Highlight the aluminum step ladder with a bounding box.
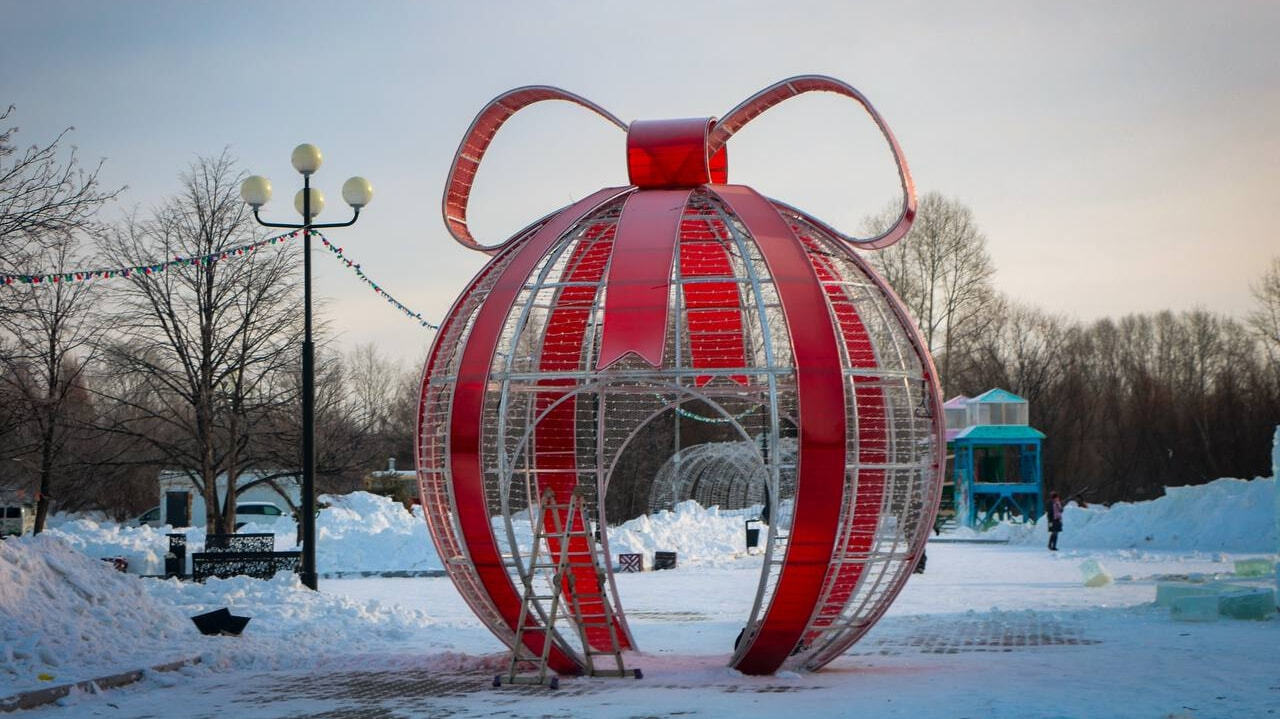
[495,489,638,689]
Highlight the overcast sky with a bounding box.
[4,1,1278,365]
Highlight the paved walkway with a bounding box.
[11,612,1099,718]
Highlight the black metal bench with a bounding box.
[190,533,300,582]
[204,533,275,553]
[192,551,301,581]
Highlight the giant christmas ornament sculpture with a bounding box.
[417,76,944,676]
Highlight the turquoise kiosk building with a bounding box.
[944,389,1045,528]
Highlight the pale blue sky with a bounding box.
[4,1,1278,363]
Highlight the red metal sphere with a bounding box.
[418,77,943,676]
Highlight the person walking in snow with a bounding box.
[1047,491,1064,551]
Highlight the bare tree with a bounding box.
[0,106,123,272]
[0,106,121,527]
[345,342,403,438]
[1248,257,1280,369]
[956,302,1071,408]
[0,234,103,531]
[865,192,998,394]
[309,345,415,491]
[100,151,303,534]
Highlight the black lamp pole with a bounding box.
[245,153,367,591]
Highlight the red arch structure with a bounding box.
[417,77,944,676]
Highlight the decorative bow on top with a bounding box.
[439,75,918,371]
[442,75,915,255]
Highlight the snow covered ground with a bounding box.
[2,475,1276,718]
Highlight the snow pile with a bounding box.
[1014,476,1276,552]
[0,534,193,691]
[607,500,754,567]
[39,519,201,576]
[0,533,435,694]
[939,521,1034,543]
[142,571,433,662]
[27,492,443,576]
[316,492,441,573]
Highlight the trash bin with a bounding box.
[744,519,762,550]
[166,533,187,578]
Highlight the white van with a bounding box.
[1,504,36,537]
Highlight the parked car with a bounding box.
[131,502,286,530]
[233,501,287,530]
[1,504,36,537]
[132,506,163,527]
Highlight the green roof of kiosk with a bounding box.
[953,425,1045,442]
[970,388,1026,404]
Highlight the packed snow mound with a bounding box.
[1012,476,1276,552]
[26,469,1276,582]
[142,571,433,656]
[0,534,193,691]
[25,492,445,575]
[38,518,208,576]
[607,500,756,567]
[0,533,435,694]
[316,492,442,573]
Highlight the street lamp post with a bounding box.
[240,144,372,591]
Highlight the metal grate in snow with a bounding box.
[849,614,1100,656]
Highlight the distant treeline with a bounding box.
[871,193,1280,505]
[945,307,1279,504]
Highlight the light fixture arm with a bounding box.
[310,209,361,229]
[252,207,361,230]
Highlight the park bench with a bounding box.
[191,533,301,582]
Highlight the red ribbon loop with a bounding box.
[442,77,914,254]
[711,75,917,250]
[441,86,628,254]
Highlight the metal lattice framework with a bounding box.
[648,439,797,516]
[417,76,944,677]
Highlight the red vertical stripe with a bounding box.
[534,221,633,651]
[679,211,748,386]
[447,188,631,674]
[711,185,848,676]
[795,230,887,646]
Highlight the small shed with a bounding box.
[157,470,301,528]
[363,457,419,508]
[949,389,1045,528]
[943,395,971,443]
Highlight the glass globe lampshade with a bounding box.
[294,188,325,219]
[240,175,272,208]
[291,143,323,175]
[341,176,374,208]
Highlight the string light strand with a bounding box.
[315,232,439,330]
[1,228,439,333]
[0,230,302,286]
